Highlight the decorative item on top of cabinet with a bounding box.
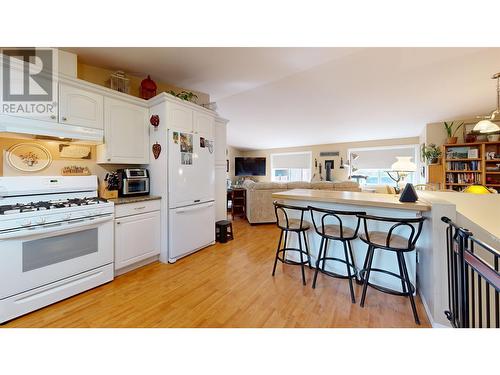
[152,142,162,159]
[140,75,157,100]
[150,114,160,128]
[168,90,198,103]
[110,71,130,94]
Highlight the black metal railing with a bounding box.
[442,217,500,328]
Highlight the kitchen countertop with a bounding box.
[107,195,162,205]
[272,189,431,211]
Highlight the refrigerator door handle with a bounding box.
[175,202,214,214]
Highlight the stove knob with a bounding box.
[20,219,32,227]
[36,218,46,225]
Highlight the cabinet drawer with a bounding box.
[114,199,161,218]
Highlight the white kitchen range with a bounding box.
[0,176,114,324]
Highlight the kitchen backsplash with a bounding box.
[0,136,131,182]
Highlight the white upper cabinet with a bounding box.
[97,97,149,164]
[194,112,215,138]
[167,102,193,132]
[59,83,103,129]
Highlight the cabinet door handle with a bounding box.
[50,115,56,120]
[134,206,146,210]
[116,222,121,225]
[62,116,67,121]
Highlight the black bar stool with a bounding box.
[309,206,365,303]
[357,214,425,324]
[272,201,312,286]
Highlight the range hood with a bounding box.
[0,114,103,143]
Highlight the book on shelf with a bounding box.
[445,160,481,171]
[445,172,482,184]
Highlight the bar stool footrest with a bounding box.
[277,248,310,266]
[359,268,415,296]
[317,256,357,279]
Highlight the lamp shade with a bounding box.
[391,156,416,172]
[463,185,492,194]
[473,119,500,134]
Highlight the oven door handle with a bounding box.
[0,215,113,240]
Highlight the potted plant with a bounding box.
[443,121,464,144]
[168,90,198,103]
[422,143,442,164]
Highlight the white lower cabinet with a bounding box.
[114,201,161,273]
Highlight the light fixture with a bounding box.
[473,72,500,134]
[386,156,417,192]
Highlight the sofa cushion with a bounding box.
[250,182,288,190]
[310,181,335,190]
[286,181,311,189]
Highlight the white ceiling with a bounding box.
[66,47,500,150]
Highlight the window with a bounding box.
[348,145,420,186]
[271,152,312,182]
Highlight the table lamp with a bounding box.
[386,156,417,193]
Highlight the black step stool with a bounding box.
[216,220,234,243]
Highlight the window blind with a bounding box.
[353,147,416,170]
[271,152,311,169]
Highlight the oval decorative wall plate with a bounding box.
[6,143,53,172]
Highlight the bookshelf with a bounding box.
[442,141,500,192]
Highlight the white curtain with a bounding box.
[353,147,416,170]
[271,152,311,169]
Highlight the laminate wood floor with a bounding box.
[3,217,430,328]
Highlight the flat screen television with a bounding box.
[235,157,266,176]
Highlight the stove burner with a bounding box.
[0,197,107,215]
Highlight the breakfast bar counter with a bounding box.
[272,188,498,327]
[272,188,437,325]
[272,189,431,212]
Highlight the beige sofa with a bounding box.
[242,180,361,224]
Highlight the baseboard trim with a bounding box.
[418,291,449,328]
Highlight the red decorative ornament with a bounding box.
[140,75,157,100]
[150,114,160,128]
[152,142,162,159]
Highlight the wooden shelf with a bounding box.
[486,184,500,187]
[445,158,481,161]
[444,142,483,147]
[446,183,472,186]
[485,159,500,162]
[486,171,500,174]
[445,170,481,173]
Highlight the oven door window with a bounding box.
[22,228,98,272]
[127,180,147,193]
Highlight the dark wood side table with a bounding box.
[230,188,246,218]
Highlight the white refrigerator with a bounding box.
[167,129,215,262]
